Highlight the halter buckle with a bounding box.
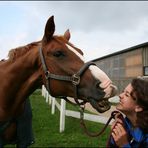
[45,71,50,79]
[72,74,80,85]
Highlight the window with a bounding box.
[144,66,148,76]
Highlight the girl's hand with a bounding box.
[111,119,129,147]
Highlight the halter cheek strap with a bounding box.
[38,47,97,105]
[38,47,50,93]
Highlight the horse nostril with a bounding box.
[111,85,118,96]
[96,81,101,89]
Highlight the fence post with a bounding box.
[48,94,52,105]
[42,85,45,97]
[45,91,49,103]
[60,99,66,133]
[51,97,55,114]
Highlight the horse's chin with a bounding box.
[88,98,111,113]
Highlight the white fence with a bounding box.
[41,85,113,133]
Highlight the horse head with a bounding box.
[39,16,117,113]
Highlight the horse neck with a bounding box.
[0,48,42,119]
[11,48,41,90]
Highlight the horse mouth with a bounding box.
[88,98,111,113]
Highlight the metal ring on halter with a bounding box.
[45,71,50,80]
[72,74,80,85]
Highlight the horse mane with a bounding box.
[7,36,67,62]
[8,35,83,62]
[8,41,41,61]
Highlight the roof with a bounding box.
[92,42,148,62]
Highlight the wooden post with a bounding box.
[51,97,56,114]
[45,91,49,103]
[48,94,52,105]
[60,99,66,133]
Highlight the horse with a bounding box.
[0,16,117,145]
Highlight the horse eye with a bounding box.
[53,51,65,57]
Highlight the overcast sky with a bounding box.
[1,1,148,61]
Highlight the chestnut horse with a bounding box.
[0,16,117,144]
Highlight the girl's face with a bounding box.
[116,83,140,115]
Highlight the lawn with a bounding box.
[6,90,111,147]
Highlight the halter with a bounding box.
[38,47,118,140]
[38,47,97,105]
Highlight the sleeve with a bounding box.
[107,136,118,148]
[122,143,131,148]
[141,135,148,147]
[108,138,131,148]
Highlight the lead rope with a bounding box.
[106,111,124,147]
[80,109,123,139]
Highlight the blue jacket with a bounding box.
[109,117,148,147]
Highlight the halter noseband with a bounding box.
[38,47,96,105]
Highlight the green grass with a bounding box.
[6,90,111,147]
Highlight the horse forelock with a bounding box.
[8,41,41,61]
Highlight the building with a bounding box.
[92,42,148,93]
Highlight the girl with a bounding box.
[108,77,148,147]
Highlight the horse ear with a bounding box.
[64,29,71,41]
[42,16,55,44]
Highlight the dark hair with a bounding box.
[131,78,148,133]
